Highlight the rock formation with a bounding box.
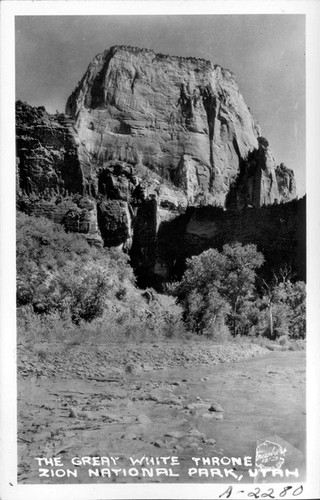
[276,162,297,203]
[16,101,102,246]
[66,45,260,207]
[16,46,300,285]
[65,46,295,208]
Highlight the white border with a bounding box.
[1,1,319,499]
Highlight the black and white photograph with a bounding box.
[0,1,319,499]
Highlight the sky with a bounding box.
[15,15,306,196]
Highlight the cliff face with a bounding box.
[16,101,102,246]
[157,197,306,286]
[16,101,83,195]
[16,46,300,285]
[16,99,187,251]
[66,45,269,207]
[226,137,296,209]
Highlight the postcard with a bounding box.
[1,1,319,499]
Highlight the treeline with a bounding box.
[17,213,305,343]
[168,243,306,341]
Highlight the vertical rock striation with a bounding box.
[66,45,264,207]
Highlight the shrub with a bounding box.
[258,279,306,340]
[17,306,74,342]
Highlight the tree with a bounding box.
[169,243,264,337]
[259,273,306,340]
[219,243,264,335]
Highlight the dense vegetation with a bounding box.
[17,212,306,344]
[17,212,184,342]
[17,212,135,321]
[169,243,306,342]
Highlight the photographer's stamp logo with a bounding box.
[255,440,287,471]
